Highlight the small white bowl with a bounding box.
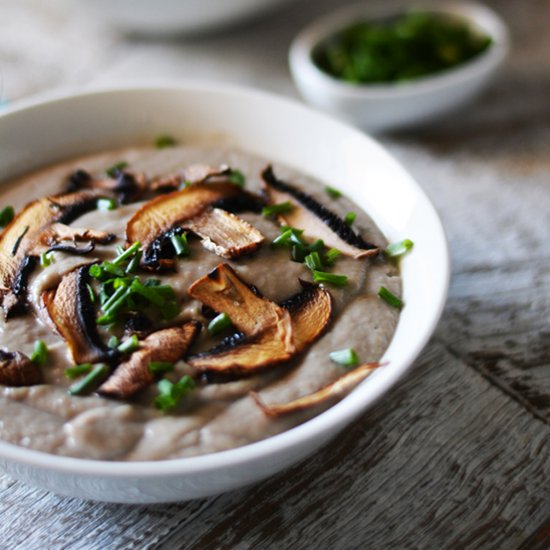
[85,0,296,35]
[289,1,509,132]
[0,84,449,502]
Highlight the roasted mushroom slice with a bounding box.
[149,165,232,193]
[99,322,201,399]
[43,266,116,365]
[251,362,381,416]
[187,273,332,376]
[126,182,265,268]
[188,263,289,336]
[262,165,379,259]
[67,168,146,203]
[0,190,103,317]
[0,349,43,386]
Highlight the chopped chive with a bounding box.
[154,375,195,411]
[107,335,120,349]
[115,245,125,255]
[40,252,54,268]
[106,161,128,178]
[378,286,404,309]
[112,241,141,266]
[305,251,323,270]
[101,285,128,313]
[291,243,308,263]
[170,233,189,257]
[161,301,181,320]
[65,363,93,380]
[118,334,139,354]
[227,169,246,187]
[89,264,104,279]
[130,279,165,306]
[155,134,177,149]
[329,348,359,368]
[309,239,325,253]
[30,340,48,366]
[97,198,118,211]
[289,229,307,245]
[312,270,348,287]
[324,248,342,266]
[325,186,342,199]
[149,361,174,374]
[272,228,293,247]
[125,250,142,274]
[0,206,14,228]
[68,363,110,395]
[384,239,414,258]
[208,312,232,335]
[262,201,294,217]
[344,212,357,226]
[86,283,96,303]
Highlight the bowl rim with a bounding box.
[289,0,510,99]
[0,83,450,478]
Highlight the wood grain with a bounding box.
[0,0,549,547]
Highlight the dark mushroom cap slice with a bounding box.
[67,168,146,203]
[262,165,379,259]
[187,268,332,376]
[0,349,42,386]
[43,266,116,365]
[149,165,232,193]
[251,362,381,417]
[0,190,104,317]
[125,182,265,268]
[99,321,201,400]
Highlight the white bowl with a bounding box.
[0,84,449,503]
[85,0,296,35]
[289,1,509,132]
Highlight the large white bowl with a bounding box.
[0,85,449,503]
[290,1,509,132]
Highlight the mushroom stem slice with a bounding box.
[41,223,116,247]
[251,362,381,417]
[0,190,103,317]
[0,349,43,386]
[126,182,265,268]
[98,321,201,399]
[261,165,379,259]
[185,208,264,259]
[43,266,116,365]
[188,263,286,336]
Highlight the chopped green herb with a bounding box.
[118,334,139,354]
[97,198,118,211]
[155,134,177,149]
[313,11,492,84]
[30,340,48,366]
[107,335,120,349]
[324,248,342,266]
[262,201,294,217]
[344,212,356,226]
[329,348,359,368]
[378,286,404,309]
[0,206,15,228]
[384,239,414,258]
[170,233,189,258]
[86,283,96,303]
[125,250,142,274]
[154,375,195,411]
[208,312,232,335]
[68,363,110,395]
[112,241,141,266]
[309,239,325,253]
[149,361,174,374]
[272,228,293,247]
[305,251,323,270]
[325,186,342,199]
[40,252,54,268]
[227,169,246,187]
[291,243,308,263]
[106,161,128,178]
[65,363,94,379]
[312,270,348,287]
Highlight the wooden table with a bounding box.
[1,0,548,547]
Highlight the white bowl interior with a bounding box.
[0,86,449,502]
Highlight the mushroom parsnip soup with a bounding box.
[0,144,406,461]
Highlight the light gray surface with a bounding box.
[1,0,549,548]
